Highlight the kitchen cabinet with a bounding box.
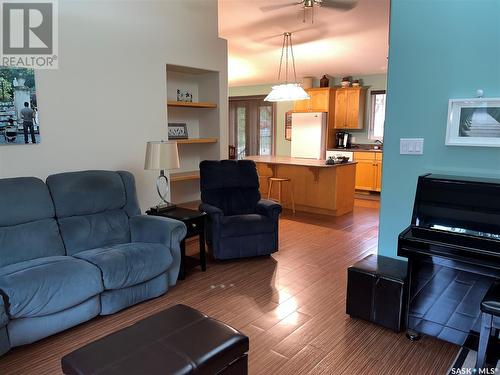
[353,151,382,192]
[293,87,333,112]
[333,87,367,130]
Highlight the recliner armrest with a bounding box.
[256,199,282,219]
[199,203,224,221]
[129,215,187,286]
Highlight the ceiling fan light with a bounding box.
[264,83,310,102]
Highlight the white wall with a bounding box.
[0,0,228,210]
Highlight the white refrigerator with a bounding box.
[291,112,327,159]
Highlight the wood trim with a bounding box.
[167,101,217,108]
[175,138,218,144]
[170,170,200,182]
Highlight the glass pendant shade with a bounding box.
[264,83,310,102]
[265,32,309,103]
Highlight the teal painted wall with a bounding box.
[229,73,386,155]
[378,0,500,257]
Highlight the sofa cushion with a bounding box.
[58,210,131,255]
[0,256,103,319]
[46,170,127,218]
[0,218,66,268]
[0,177,55,227]
[73,243,173,290]
[220,214,275,238]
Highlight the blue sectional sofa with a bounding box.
[0,171,186,355]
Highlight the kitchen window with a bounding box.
[368,90,386,140]
[229,96,275,159]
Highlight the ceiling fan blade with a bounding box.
[316,0,357,10]
[260,2,301,12]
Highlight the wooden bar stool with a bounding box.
[476,281,500,369]
[267,177,295,213]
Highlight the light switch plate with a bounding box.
[400,138,424,155]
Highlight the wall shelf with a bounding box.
[170,170,200,182]
[167,101,217,109]
[175,138,218,144]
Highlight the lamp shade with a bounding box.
[144,141,180,170]
[264,83,310,102]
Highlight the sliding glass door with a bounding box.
[229,96,275,159]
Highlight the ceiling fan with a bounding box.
[260,0,357,22]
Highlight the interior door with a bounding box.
[334,90,347,128]
[229,96,275,158]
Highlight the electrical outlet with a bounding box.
[400,138,424,155]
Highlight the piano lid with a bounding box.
[412,174,500,239]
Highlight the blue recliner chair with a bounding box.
[199,160,282,260]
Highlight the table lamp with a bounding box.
[144,140,180,212]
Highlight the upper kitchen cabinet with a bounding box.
[293,87,334,112]
[333,87,367,130]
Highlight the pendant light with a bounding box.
[265,32,310,102]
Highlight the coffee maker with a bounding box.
[335,131,352,148]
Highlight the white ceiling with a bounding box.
[218,0,390,86]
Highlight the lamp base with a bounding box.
[150,202,177,213]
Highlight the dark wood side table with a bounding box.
[146,207,206,280]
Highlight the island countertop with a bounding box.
[246,155,357,216]
[245,155,356,168]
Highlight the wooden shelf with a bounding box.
[174,138,218,144]
[167,101,217,108]
[170,170,200,182]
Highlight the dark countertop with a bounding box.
[328,146,383,153]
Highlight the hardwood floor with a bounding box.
[0,201,458,374]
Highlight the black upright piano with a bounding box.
[398,174,500,347]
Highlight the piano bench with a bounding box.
[346,254,408,332]
[476,281,500,369]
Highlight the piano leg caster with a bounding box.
[406,330,421,342]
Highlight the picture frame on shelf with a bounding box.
[176,89,193,102]
[168,123,188,140]
[446,98,500,147]
[285,110,292,141]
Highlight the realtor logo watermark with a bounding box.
[0,0,58,69]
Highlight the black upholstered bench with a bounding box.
[346,254,408,332]
[61,304,249,375]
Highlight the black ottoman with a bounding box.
[346,254,408,332]
[62,304,249,375]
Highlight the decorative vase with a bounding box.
[320,75,329,88]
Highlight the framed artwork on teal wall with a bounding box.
[446,98,500,147]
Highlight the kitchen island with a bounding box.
[246,156,357,216]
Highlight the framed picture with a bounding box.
[284,110,292,141]
[0,67,40,145]
[446,98,500,147]
[168,123,188,140]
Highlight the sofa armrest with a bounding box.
[199,203,224,221]
[129,215,187,286]
[256,199,282,220]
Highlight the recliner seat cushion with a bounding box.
[57,210,131,255]
[73,243,173,290]
[0,256,103,319]
[220,214,274,238]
